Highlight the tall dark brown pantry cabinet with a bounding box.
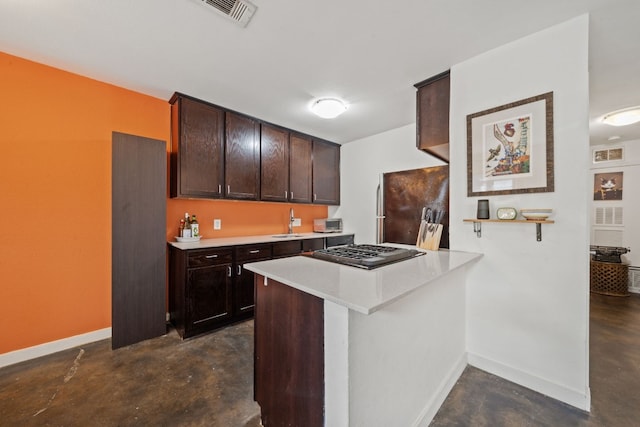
[112,132,166,350]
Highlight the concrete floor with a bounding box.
[0,320,261,426]
[1,293,638,426]
[432,293,640,426]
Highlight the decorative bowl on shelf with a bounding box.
[520,208,552,221]
[175,235,202,242]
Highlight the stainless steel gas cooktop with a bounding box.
[311,244,425,269]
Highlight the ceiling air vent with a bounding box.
[197,0,257,27]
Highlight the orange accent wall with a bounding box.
[0,51,328,355]
[0,51,170,354]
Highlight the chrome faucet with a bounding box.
[288,208,294,234]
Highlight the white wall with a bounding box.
[450,15,590,409]
[338,15,591,411]
[332,124,444,243]
[324,266,469,427]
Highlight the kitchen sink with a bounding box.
[272,234,304,238]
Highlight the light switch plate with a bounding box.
[214,219,221,230]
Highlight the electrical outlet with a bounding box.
[214,219,221,230]
[292,218,301,227]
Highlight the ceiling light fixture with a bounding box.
[602,106,640,126]
[311,98,348,119]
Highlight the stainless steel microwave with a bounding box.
[313,218,343,233]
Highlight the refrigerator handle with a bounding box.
[375,175,385,244]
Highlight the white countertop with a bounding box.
[167,231,354,250]
[244,246,482,315]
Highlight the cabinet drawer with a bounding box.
[272,240,303,258]
[326,234,354,248]
[236,244,272,262]
[188,248,233,268]
[302,238,324,252]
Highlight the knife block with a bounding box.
[416,222,443,251]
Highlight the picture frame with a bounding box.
[467,92,554,197]
[593,147,624,163]
[593,171,623,201]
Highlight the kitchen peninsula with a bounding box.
[245,246,482,427]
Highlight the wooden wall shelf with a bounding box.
[463,219,555,242]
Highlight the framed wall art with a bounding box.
[467,92,554,197]
[593,147,624,163]
[593,171,623,201]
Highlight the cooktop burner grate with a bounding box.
[311,244,425,269]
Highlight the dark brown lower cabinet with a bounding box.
[326,233,354,247]
[169,247,233,339]
[234,244,272,318]
[254,275,324,427]
[169,236,351,339]
[272,239,303,258]
[302,238,325,252]
[188,263,233,328]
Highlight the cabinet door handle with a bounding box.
[249,249,260,254]
[227,185,231,194]
[290,191,293,199]
[205,254,218,259]
[237,265,242,275]
[227,266,232,277]
[285,191,288,198]
[314,193,317,201]
[218,184,222,194]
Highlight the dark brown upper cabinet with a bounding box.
[261,127,318,204]
[415,70,450,163]
[170,94,225,198]
[225,111,260,200]
[260,123,290,202]
[169,93,340,205]
[289,134,313,204]
[312,139,340,205]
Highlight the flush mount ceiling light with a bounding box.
[602,106,640,126]
[311,98,348,119]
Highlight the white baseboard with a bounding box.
[0,328,112,369]
[468,352,591,411]
[412,353,468,426]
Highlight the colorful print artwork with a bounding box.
[467,92,553,197]
[483,115,532,179]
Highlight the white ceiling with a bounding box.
[1,0,639,146]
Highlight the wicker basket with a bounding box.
[590,260,629,297]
